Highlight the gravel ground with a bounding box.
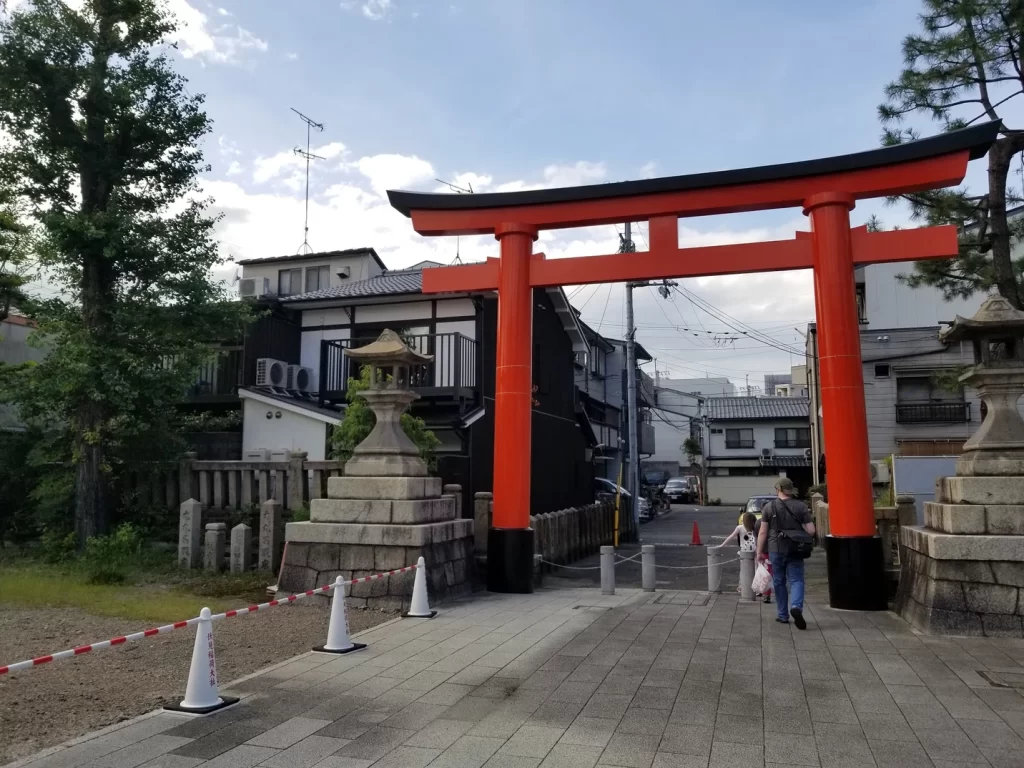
[0,602,397,764]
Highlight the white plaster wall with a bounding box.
[862,262,985,330]
[708,475,781,506]
[300,327,351,381]
[302,308,351,328]
[242,397,329,461]
[356,301,432,324]
[436,298,476,318]
[241,253,384,295]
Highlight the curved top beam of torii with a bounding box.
[385,121,1000,293]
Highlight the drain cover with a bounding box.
[979,670,1024,689]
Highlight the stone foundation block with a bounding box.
[374,546,408,571]
[956,454,1024,477]
[327,476,443,501]
[963,583,1019,614]
[901,525,1024,561]
[311,498,392,524]
[925,502,987,534]
[992,561,1024,587]
[939,475,1024,506]
[307,542,340,572]
[339,545,375,571]
[391,498,457,524]
[981,614,1024,636]
[984,505,1024,535]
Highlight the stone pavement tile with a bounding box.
[246,717,331,749]
[370,746,442,768]
[444,696,503,723]
[484,756,543,768]
[522,669,575,691]
[980,746,1024,768]
[716,693,761,719]
[568,665,615,684]
[302,695,373,721]
[681,664,724,683]
[345,677,404,699]
[615,708,668,736]
[975,687,1024,712]
[169,724,267,760]
[370,688,426,714]
[136,756,204,768]
[550,681,602,704]
[581,695,635,721]
[427,735,506,768]
[867,655,924,687]
[598,732,660,768]
[658,725,713,756]
[541,655,587,673]
[450,666,499,686]
[866,739,933,768]
[956,717,1024,751]
[404,719,475,750]
[319,711,391,740]
[597,675,644,697]
[806,697,859,725]
[467,709,532,739]
[499,725,566,758]
[260,736,349,768]
[763,706,814,736]
[630,686,678,711]
[200,745,279,768]
[86,736,194,768]
[898,703,957,732]
[997,708,1024,740]
[642,670,687,690]
[538,744,604,768]
[811,722,873,766]
[676,679,721,704]
[419,684,475,706]
[650,753,709,768]
[334,728,418,761]
[377,661,434,681]
[936,692,1003,721]
[713,714,762,746]
[475,678,525,699]
[162,708,249,740]
[763,732,819,766]
[668,701,717,728]
[528,698,588,729]
[856,712,916,743]
[400,670,458,692]
[763,688,807,709]
[910,727,986,765]
[707,741,762,768]
[383,703,452,731]
[560,717,619,748]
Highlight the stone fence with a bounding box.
[531,499,617,569]
[125,452,346,516]
[810,492,917,590]
[177,497,286,575]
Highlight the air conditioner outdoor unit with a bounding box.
[244,449,269,461]
[761,448,772,458]
[270,449,292,462]
[238,277,271,298]
[804,448,813,459]
[256,358,289,388]
[869,461,891,484]
[287,364,315,393]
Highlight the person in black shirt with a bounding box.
[755,477,815,629]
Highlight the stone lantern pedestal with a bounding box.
[896,296,1024,636]
[279,330,474,610]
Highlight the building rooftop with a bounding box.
[235,247,387,272]
[707,395,810,421]
[284,268,424,301]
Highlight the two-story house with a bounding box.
[702,395,812,504]
[645,376,736,479]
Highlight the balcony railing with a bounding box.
[320,332,478,406]
[775,439,811,449]
[186,347,243,400]
[895,401,971,424]
[725,440,755,449]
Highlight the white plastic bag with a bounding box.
[752,562,772,594]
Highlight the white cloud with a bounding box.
[226,161,243,176]
[354,154,435,197]
[360,0,393,21]
[286,52,300,61]
[639,162,657,179]
[167,0,268,65]
[542,161,607,187]
[253,142,348,187]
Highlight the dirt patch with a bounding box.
[0,601,397,764]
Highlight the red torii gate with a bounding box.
[388,122,999,610]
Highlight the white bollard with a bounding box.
[600,546,615,595]
[707,546,724,594]
[315,577,366,654]
[641,545,655,592]
[165,607,238,715]
[739,550,756,600]
[403,557,437,618]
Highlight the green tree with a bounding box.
[0,0,249,546]
[0,192,32,323]
[331,367,440,472]
[879,0,1024,307]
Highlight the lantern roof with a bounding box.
[941,294,1024,342]
[344,329,433,365]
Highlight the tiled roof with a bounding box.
[706,396,809,421]
[760,455,810,468]
[286,269,423,301]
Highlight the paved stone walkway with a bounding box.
[7,587,1024,768]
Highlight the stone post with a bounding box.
[177,498,202,569]
[178,452,197,508]
[259,499,283,572]
[204,522,227,572]
[288,451,308,512]
[444,484,463,519]
[474,492,492,555]
[231,523,252,573]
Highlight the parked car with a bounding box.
[642,470,670,490]
[664,477,691,504]
[738,494,777,524]
[638,496,653,522]
[594,477,630,499]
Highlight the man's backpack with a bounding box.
[771,499,814,559]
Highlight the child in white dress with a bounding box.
[721,512,771,602]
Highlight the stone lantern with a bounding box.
[896,294,1024,637]
[939,294,1024,477]
[342,329,432,478]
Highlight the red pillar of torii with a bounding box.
[388,122,999,610]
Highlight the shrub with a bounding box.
[40,528,77,564]
[82,523,144,584]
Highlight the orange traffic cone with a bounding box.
[691,521,702,546]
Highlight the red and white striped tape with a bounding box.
[0,563,419,676]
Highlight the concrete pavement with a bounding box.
[9,579,1024,768]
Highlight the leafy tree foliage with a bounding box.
[879,0,1024,307]
[0,0,249,545]
[331,367,440,472]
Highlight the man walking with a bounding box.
[756,477,815,629]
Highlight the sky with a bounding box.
[7,0,1015,390]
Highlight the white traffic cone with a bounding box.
[314,577,366,654]
[165,607,238,715]
[403,557,437,618]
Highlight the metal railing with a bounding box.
[186,348,243,398]
[895,401,971,424]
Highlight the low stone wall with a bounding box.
[531,499,617,569]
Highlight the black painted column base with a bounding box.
[487,527,535,593]
[825,535,888,611]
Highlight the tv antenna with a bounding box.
[435,178,474,265]
[291,107,325,254]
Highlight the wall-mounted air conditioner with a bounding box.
[869,461,891,484]
[287,365,315,393]
[270,449,292,462]
[238,277,271,298]
[761,448,773,458]
[256,358,289,388]
[804,448,813,459]
[244,449,269,461]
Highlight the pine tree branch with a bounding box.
[965,12,1000,121]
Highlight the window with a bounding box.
[710,428,723,434]
[305,265,330,293]
[856,284,867,324]
[590,345,604,376]
[278,268,301,296]
[775,427,810,449]
[874,364,890,378]
[725,428,754,449]
[895,373,970,423]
